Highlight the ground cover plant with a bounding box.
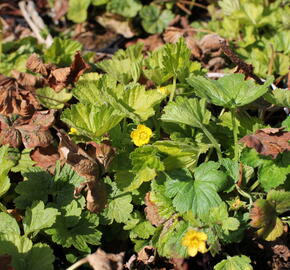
[0,1,289,270]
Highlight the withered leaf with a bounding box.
[58,130,107,213]
[26,52,90,92]
[0,110,55,148]
[11,70,44,89]
[137,246,156,265]
[85,141,115,172]
[26,53,54,77]
[240,128,290,159]
[144,192,165,227]
[86,249,124,270]
[0,74,40,117]
[30,145,60,173]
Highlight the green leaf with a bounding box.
[11,148,36,173]
[165,163,226,219]
[45,211,101,253]
[107,0,142,18]
[241,149,290,191]
[44,38,82,66]
[26,243,54,270]
[14,167,53,209]
[267,190,290,214]
[61,103,124,140]
[129,220,155,239]
[106,194,134,223]
[161,97,211,129]
[23,201,59,236]
[0,145,16,197]
[187,74,273,108]
[154,140,203,170]
[0,212,20,235]
[36,87,72,109]
[214,255,253,270]
[264,88,290,107]
[140,5,174,34]
[0,233,54,270]
[124,146,165,191]
[67,0,91,23]
[282,116,290,131]
[150,178,175,219]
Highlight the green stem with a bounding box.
[200,124,222,160]
[169,76,177,102]
[230,109,239,160]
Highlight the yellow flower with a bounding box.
[182,229,208,257]
[130,124,153,147]
[157,86,170,95]
[68,127,78,135]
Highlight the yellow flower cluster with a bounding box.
[130,124,153,147]
[182,229,208,257]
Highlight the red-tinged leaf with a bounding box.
[68,51,90,83]
[144,192,165,226]
[240,128,290,159]
[0,254,14,270]
[30,145,60,173]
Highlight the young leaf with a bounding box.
[161,97,211,129]
[23,201,59,236]
[124,146,165,191]
[44,38,82,66]
[263,88,290,107]
[67,0,91,23]
[36,87,72,109]
[61,103,124,140]
[214,255,253,270]
[187,74,273,108]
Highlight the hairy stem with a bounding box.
[230,108,239,160]
[200,125,222,160]
[169,76,177,102]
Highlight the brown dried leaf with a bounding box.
[86,249,124,270]
[239,128,290,159]
[185,36,202,59]
[0,116,22,147]
[30,145,60,173]
[272,244,290,261]
[144,192,165,226]
[11,70,44,89]
[0,255,14,270]
[69,51,91,83]
[199,34,224,55]
[164,27,185,44]
[54,0,69,21]
[96,13,136,38]
[48,67,71,92]
[126,34,164,52]
[26,54,53,77]
[57,130,107,213]
[17,110,55,148]
[137,246,156,265]
[0,74,40,117]
[85,141,115,172]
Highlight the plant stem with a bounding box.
[66,257,88,270]
[230,108,239,160]
[169,76,177,102]
[200,125,222,160]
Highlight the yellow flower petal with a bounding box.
[188,247,198,257]
[198,241,207,253]
[69,127,78,135]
